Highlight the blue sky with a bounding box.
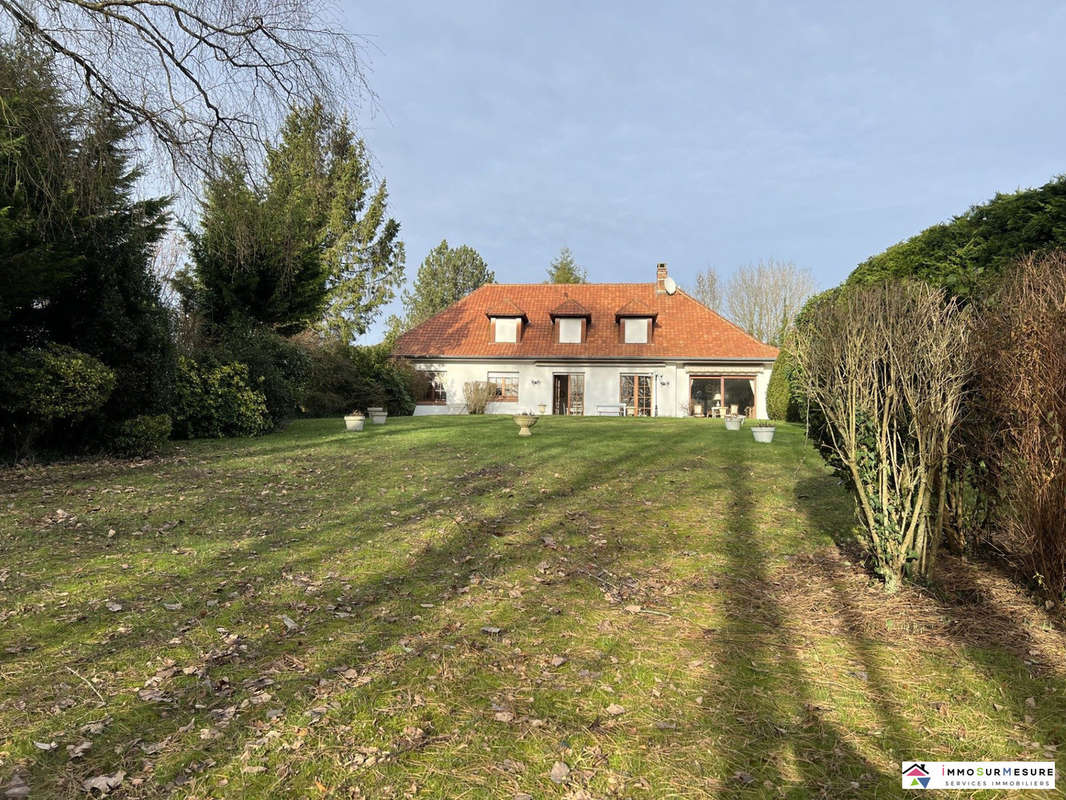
[344,1,1065,341]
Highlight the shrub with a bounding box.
[299,341,415,417]
[210,325,311,425]
[974,251,1066,599]
[111,414,172,457]
[0,344,116,458]
[171,357,271,438]
[464,381,496,414]
[766,349,803,422]
[789,281,972,591]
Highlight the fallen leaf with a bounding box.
[481,626,503,635]
[2,773,30,798]
[280,615,298,632]
[162,602,182,611]
[105,602,123,612]
[82,770,124,795]
[494,711,514,723]
[33,741,57,751]
[549,761,570,784]
[1025,696,1037,708]
[67,740,92,759]
[550,655,567,667]
[606,703,625,716]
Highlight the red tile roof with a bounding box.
[549,297,592,318]
[392,283,779,360]
[482,297,527,319]
[614,298,657,320]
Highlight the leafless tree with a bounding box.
[0,0,369,186]
[688,266,722,313]
[789,282,971,591]
[725,259,816,346]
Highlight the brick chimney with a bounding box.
[655,262,668,294]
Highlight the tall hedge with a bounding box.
[848,175,1066,301]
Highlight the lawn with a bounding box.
[1,416,1064,799]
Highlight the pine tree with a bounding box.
[395,240,494,332]
[545,247,587,283]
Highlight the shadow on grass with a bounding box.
[3,418,703,795]
[707,447,891,797]
[789,474,1066,791]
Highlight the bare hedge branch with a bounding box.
[974,250,1066,598]
[789,281,971,590]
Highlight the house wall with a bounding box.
[410,360,775,418]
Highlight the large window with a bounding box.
[688,375,755,416]
[623,317,650,343]
[620,375,652,416]
[416,371,447,404]
[488,371,519,402]
[493,317,519,343]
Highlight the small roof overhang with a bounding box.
[614,298,658,322]
[549,297,592,320]
[484,298,528,322]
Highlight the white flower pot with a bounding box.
[724,416,743,431]
[751,426,776,443]
[344,415,365,432]
[369,411,387,425]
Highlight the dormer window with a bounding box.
[623,317,650,343]
[493,317,519,342]
[485,299,527,343]
[615,299,657,344]
[558,317,582,343]
[549,296,591,344]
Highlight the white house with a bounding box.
[392,264,778,418]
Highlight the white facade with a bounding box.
[411,359,775,418]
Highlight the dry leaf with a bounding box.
[493,711,514,723]
[606,703,625,716]
[82,770,125,795]
[33,741,57,751]
[549,761,570,784]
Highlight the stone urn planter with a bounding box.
[724,415,743,431]
[344,413,365,432]
[367,407,387,425]
[751,424,776,443]
[513,414,539,437]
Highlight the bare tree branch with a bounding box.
[0,0,371,189]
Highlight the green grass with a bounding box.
[1,416,1063,798]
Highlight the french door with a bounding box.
[620,375,652,416]
[552,374,584,415]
